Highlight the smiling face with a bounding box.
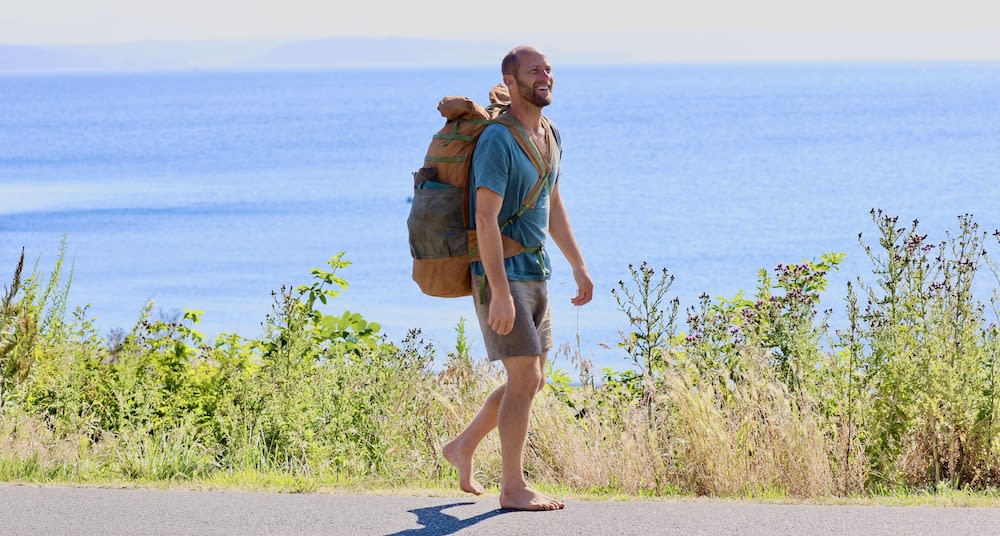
[506,48,554,108]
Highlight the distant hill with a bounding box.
[245,38,508,69]
[4,32,999,73]
[0,38,531,73]
[0,45,91,72]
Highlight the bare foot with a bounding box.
[442,440,484,495]
[499,486,566,511]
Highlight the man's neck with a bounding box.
[507,103,544,133]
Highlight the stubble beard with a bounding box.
[516,76,553,108]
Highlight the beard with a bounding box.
[515,75,553,108]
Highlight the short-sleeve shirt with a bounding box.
[470,121,561,281]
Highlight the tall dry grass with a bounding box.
[3,211,1000,498]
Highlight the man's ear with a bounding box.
[502,74,514,89]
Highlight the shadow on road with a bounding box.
[385,501,508,536]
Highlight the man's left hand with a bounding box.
[570,266,594,306]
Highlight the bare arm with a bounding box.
[549,183,594,306]
[475,187,516,335]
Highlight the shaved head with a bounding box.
[501,45,544,77]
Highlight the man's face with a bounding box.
[513,53,554,108]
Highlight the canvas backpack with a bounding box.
[407,83,561,298]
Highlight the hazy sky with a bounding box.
[3,0,999,62]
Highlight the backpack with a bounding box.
[407,83,561,298]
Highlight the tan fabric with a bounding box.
[471,273,552,361]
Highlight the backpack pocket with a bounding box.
[407,184,469,259]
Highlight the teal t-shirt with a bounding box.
[470,121,561,281]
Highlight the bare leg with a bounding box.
[497,354,564,511]
[443,353,554,499]
[443,383,505,495]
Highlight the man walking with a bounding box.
[443,45,593,512]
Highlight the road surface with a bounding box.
[2,483,998,535]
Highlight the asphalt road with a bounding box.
[2,483,999,535]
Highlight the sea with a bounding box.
[2,61,999,373]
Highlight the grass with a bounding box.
[5,211,1000,507]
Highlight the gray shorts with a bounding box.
[471,273,553,361]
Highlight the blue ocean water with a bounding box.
[2,62,999,372]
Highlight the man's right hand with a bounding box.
[488,292,516,335]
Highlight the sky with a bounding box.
[2,0,999,62]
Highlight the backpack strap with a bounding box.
[492,113,556,184]
[471,114,562,303]
[426,118,491,159]
[468,114,558,256]
[491,113,560,225]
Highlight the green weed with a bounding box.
[3,211,1000,502]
